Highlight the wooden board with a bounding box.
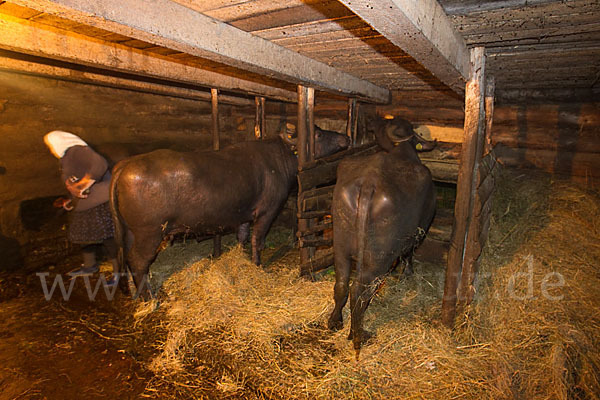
[0,14,298,102]
[338,0,469,94]
[12,0,389,103]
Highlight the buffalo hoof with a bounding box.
[118,277,130,295]
[133,286,155,302]
[347,329,373,344]
[327,317,343,331]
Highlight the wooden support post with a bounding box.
[254,96,266,139]
[211,88,222,257]
[346,98,358,147]
[297,85,316,276]
[441,47,486,328]
[457,76,497,305]
[297,86,309,166]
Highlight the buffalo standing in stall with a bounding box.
[327,117,436,356]
[110,127,349,299]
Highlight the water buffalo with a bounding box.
[110,127,349,299]
[327,117,436,356]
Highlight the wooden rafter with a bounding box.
[9,0,390,103]
[0,14,298,102]
[337,0,470,94]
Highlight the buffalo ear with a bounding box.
[415,136,437,152]
[387,119,414,142]
[279,130,297,149]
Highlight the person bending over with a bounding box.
[44,130,117,286]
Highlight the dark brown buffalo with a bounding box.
[327,117,436,356]
[110,128,349,299]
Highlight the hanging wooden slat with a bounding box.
[296,221,332,239]
[298,237,333,249]
[254,96,265,139]
[308,89,315,162]
[483,78,496,156]
[300,191,333,213]
[211,88,220,151]
[297,210,330,220]
[297,143,379,192]
[346,98,358,147]
[298,185,335,205]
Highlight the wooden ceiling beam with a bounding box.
[0,15,297,102]
[9,0,390,103]
[337,0,470,95]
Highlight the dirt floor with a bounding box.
[0,255,151,399]
[0,227,294,400]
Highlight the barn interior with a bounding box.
[0,0,599,398]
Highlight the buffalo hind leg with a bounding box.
[117,229,135,295]
[402,253,414,276]
[213,235,222,258]
[328,251,352,331]
[348,277,378,352]
[250,210,278,265]
[237,222,250,245]
[127,233,161,300]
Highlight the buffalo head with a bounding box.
[279,124,350,159]
[370,116,436,153]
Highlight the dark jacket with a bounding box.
[60,145,111,211]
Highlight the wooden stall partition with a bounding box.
[296,90,374,277]
[296,143,379,277]
[441,47,487,328]
[211,88,222,257]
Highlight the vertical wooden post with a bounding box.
[254,96,266,139]
[457,76,496,306]
[346,98,358,147]
[297,85,316,274]
[297,85,309,165]
[211,88,222,257]
[441,47,486,327]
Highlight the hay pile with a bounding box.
[141,170,600,399]
[457,172,600,399]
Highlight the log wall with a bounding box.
[0,70,277,244]
[492,103,600,187]
[372,90,600,188]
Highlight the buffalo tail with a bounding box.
[109,162,127,287]
[352,182,375,356]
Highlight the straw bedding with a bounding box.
[138,170,600,399]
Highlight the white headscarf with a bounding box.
[44,130,88,158]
